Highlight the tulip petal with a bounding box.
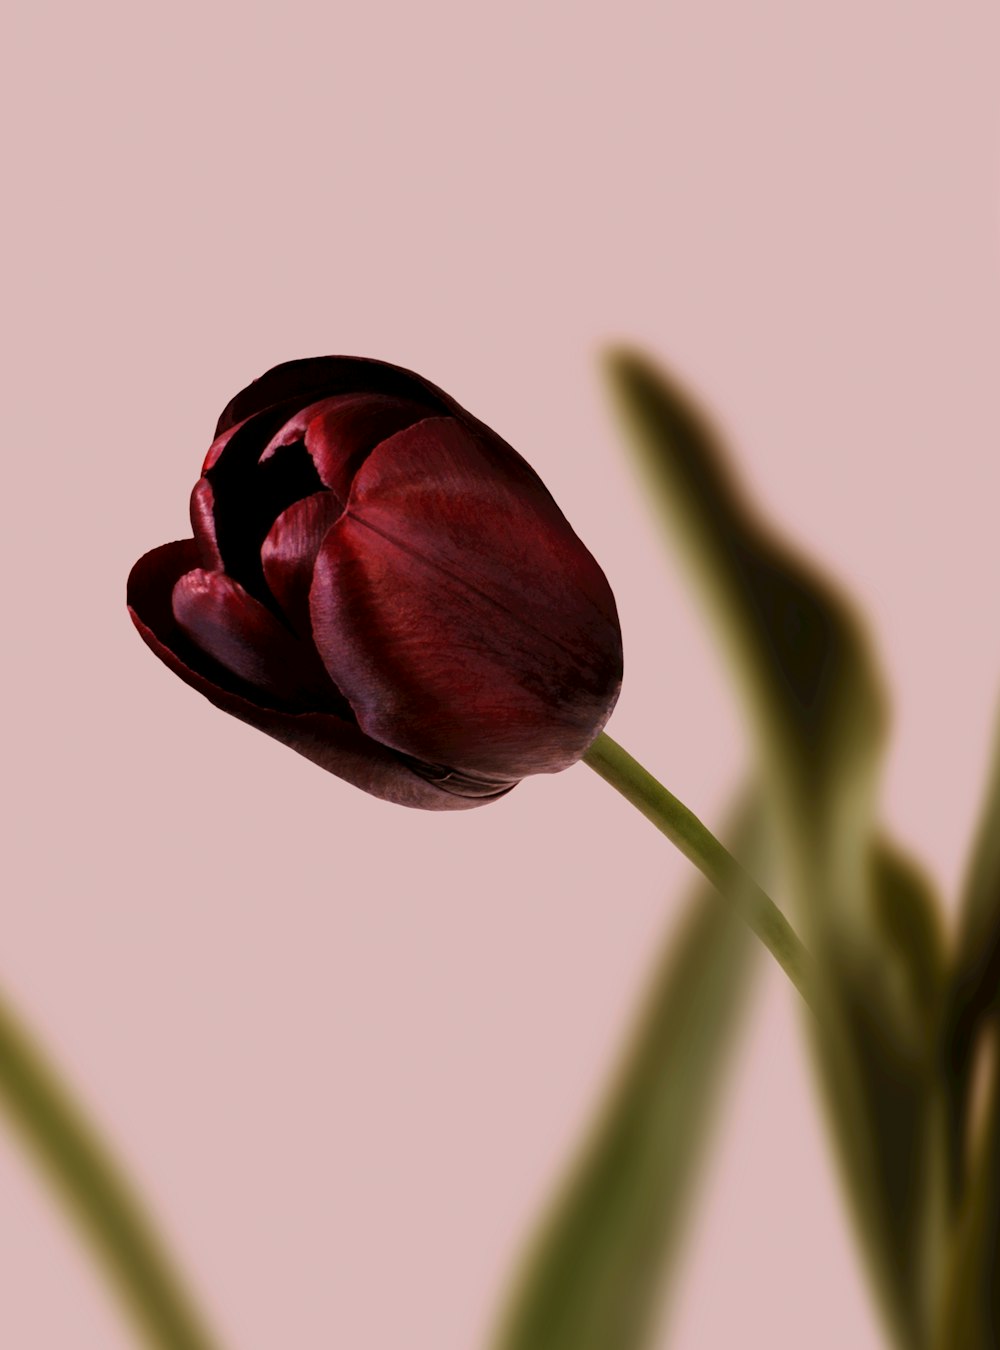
[172,568,338,706]
[309,417,622,779]
[203,405,325,598]
[127,541,493,809]
[189,478,223,570]
[304,396,436,500]
[213,356,452,438]
[206,362,498,600]
[261,395,434,502]
[261,491,343,637]
[202,416,248,474]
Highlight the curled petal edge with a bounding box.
[214,356,452,438]
[212,356,541,486]
[127,540,510,811]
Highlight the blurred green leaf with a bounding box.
[603,348,885,836]
[934,701,1000,1346]
[0,988,224,1350]
[935,1042,1000,1350]
[871,841,946,1037]
[606,349,945,1349]
[492,804,760,1350]
[941,702,1000,1202]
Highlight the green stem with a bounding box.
[583,732,815,1008]
[0,989,224,1350]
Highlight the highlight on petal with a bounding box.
[203,406,325,598]
[127,541,489,809]
[303,395,434,500]
[202,416,248,473]
[260,394,434,502]
[261,491,343,638]
[172,568,336,705]
[189,478,223,570]
[309,417,622,779]
[257,401,331,461]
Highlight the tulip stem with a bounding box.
[0,988,224,1350]
[583,732,815,1007]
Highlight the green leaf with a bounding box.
[934,700,1000,1346]
[0,987,224,1350]
[603,349,886,835]
[871,840,946,1036]
[941,701,1000,1202]
[605,349,945,1349]
[935,1044,1000,1349]
[492,804,760,1350]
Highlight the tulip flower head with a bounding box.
[128,357,623,808]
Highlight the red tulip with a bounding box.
[128,357,623,809]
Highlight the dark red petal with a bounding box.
[203,404,325,598]
[189,478,223,570]
[261,491,343,637]
[202,417,249,474]
[213,356,450,438]
[127,541,490,810]
[211,356,546,504]
[261,395,434,502]
[172,568,336,705]
[206,360,537,605]
[309,418,622,779]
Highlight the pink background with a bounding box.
[5,2,1000,1346]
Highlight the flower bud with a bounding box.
[127,357,622,808]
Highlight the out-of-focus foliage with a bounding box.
[942,705,1000,1193]
[605,350,946,1350]
[493,804,761,1350]
[0,990,224,1350]
[937,1051,1000,1350]
[936,706,1000,1348]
